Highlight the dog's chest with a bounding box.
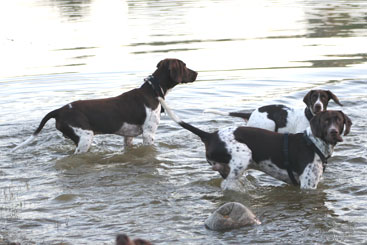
[115,123,143,137]
[114,105,160,137]
[299,157,323,189]
[143,104,161,130]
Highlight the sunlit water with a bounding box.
[1,0,367,244]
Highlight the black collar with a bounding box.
[283,133,299,186]
[304,107,314,121]
[303,131,329,171]
[144,75,165,99]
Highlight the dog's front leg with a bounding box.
[142,107,160,145]
[299,161,323,189]
[220,150,251,192]
[142,130,156,145]
[142,114,158,145]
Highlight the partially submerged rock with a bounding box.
[116,234,152,245]
[205,202,260,231]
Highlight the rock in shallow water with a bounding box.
[205,202,260,231]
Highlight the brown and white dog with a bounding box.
[159,97,352,190]
[205,90,343,133]
[12,59,197,154]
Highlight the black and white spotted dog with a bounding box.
[12,59,197,154]
[159,97,352,190]
[205,90,343,133]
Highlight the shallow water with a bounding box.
[1,0,367,244]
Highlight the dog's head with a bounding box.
[154,58,198,89]
[310,110,352,145]
[116,234,152,245]
[303,90,342,115]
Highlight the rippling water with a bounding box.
[1,0,367,244]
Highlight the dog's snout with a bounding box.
[190,69,198,80]
[184,68,198,83]
[314,104,322,112]
[328,126,343,143]
[330,129,338,135]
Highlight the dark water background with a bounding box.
[1,0,366,244]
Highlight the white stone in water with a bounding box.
[205,202,260,231]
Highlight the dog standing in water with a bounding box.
[12,59,197,154]
[205,90,343,133]
[159,97,351,190]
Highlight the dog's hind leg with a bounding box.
[72,127,94,154]
[57,122,93,154]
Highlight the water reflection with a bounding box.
[49,0,91,21]
[304,52,367,68]
[305,1,367,37]
[1,0,367,244]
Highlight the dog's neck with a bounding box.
[144,75,165,99]
[304,127,334,161]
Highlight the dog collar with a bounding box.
[304,107,314,121]
[144,75,165,99]
[303,128,334,169]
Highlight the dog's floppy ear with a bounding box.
[327,90,343,106]
[169,59,185,83]
[303,90,314,107]
[309,113,323,138]
[339,111,352,136]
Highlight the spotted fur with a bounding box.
[159,97,351,191]
[205,90,343,134]
[299,158,323,189]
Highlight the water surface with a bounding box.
[1,0,367,244]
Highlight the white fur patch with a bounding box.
[142,104,161,145]
[255,160,299,185]
[299,158,323,189]
[247,107,310,133]
[71,127,94,154]
[11,135,37,152]
[313,95,323,112]
[279,108,310,133]
[112,105,161,146]
[115,123,143,137]
[218,127,252,191]
[247,109,276,131]
[68,103,72,109]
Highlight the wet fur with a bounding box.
[206,90,343,133]
[160,97,351,190]
[12,59,198,154]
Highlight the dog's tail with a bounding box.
[158,97,211,141]
[204,109,251,121]
[11,109,59,152]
